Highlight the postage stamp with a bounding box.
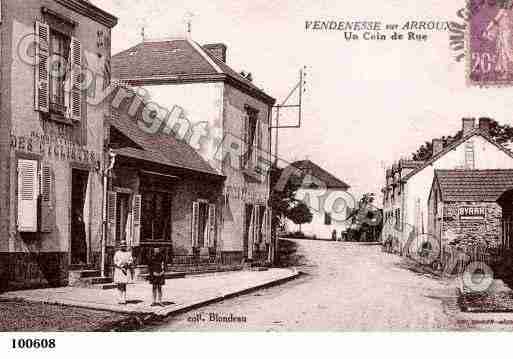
[469,2,513,86]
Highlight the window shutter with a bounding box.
[207,204,216,248]
[254,120,262,169]
[34,21,50,113]
[39,164,54,233]
[69,37,82,121]
[17,159,38,232]
[132,194,142,247]
[106,191,117,246]
[191,201,199,248]
[248,206,255,259]
[241,114,248,169]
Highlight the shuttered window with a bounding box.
[192,201,200,248]
[69,37,82,121]
[17,159,39,232]
[39,164,54,233]
[35,21,50,113]
[207,204,216,248]
[132,194,142,247]
[106,191,117,246]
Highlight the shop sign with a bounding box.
[10,132,101,169]
[223,184,268,203]
[459,206,486,220]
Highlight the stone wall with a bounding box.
[441,201,502,249]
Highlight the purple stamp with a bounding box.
[469,1,513,86]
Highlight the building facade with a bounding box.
[0,0,117,289]
[285,160,350,240]
[111,38,276,263]
[382,118,513,255]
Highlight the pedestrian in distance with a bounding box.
[149,247,166,306]
[113,240,134,305]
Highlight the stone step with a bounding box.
[78,270,101,278]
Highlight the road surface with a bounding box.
[148,239,459,331]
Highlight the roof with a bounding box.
[434,169,513,202]
[402,128,513,182]
[289,160,350,189]
[111,38,275,104]
[110,113,223,178]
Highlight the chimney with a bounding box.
[432,138,444,156]
[462,118,476,137]
[203,43,227,62]
[478,117,492,135]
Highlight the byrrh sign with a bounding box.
[459,206,486,220]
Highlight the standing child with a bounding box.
[113,241,133,305]
[149,248,166,306]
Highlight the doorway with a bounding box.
[71,169,89,265]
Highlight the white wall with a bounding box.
[402,134,513,245]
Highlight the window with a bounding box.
[50,30,70,111]
[324,212,332,226]
[464,141,475,169]
[141,191,171,242]
[192,201,216,249]
[242,106,259,169]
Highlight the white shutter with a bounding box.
[17,159,38,232]
[106,191,117,246]
[262,206,269,244]
[132,194,142,247]
[192,201,199,248]
[69,37,82,121]
[34,21,50,113]
[207,204,216,248]
[254,120,262,170]
[39,164,54,233]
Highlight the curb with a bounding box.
[99,269,302,331]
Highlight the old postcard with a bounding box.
[3,1,513,351]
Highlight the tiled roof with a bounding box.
[289,160,350,189]
[435,169,513,202]
[111,38,275,104]
[402,128,513,182]
[110,114,222,177]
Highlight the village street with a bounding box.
[149,239,460,331]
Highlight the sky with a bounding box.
[94,0,513,203]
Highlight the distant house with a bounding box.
[285,160,350,240]
[382,118,513,255]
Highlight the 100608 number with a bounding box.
[11,338,55,349]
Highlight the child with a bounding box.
[149,248,166,306]
[113,241,133,305]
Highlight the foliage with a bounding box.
[411,119,513,161]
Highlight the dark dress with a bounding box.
[148,253,165,286]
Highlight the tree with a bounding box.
[411,119,513,161]
[288,202,313,232]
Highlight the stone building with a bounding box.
[381,118,513,255]
[111,37,276,264]
[428,169,513,256]
[0,0,117,289]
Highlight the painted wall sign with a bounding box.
[10,132,101,169]
[459,206,486,220]
[223,184,268,203]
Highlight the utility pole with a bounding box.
[271,66,307,164]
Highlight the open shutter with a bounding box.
[39,164,54,233]
[254,120,262,170]
[241,115,248,169]
[248,207,255,260]
[207,204,216,248]
[34,21,50,113]
[192,201,199,248]
[17,159,38,232]
[262,206,269,244]
[132,194,142,247]
[69,37,82,121]
[106,191,117,246]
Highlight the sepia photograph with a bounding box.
[2,0,513,353]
